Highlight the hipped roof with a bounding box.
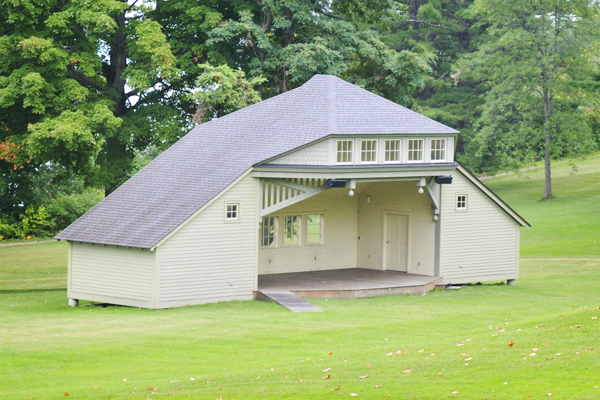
[56,75,458,248]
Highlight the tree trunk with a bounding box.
[542,81,552,199]
[410,0,420,31]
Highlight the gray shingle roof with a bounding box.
[56,75,459,248]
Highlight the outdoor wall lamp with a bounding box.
[348,189,355,197]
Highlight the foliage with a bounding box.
[191,64,266,123]
[460,0,600,197]
[0,0,181,199]
[0,205,49,240]
[44,188,104,233]
[206,0,435,106]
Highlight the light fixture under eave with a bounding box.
[417,186,424,195]
[366,196,372,204]
[348,189,355,197]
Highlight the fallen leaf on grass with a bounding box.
[559,314,565,317]
[297,379,303,382]
[322,368,332,372]
[374,385,383,388]
[401,369,412,374]
[452,391,459,395]
[508,342,514,347]
[516,329,522,332]
[331,387,340,391]
[547,393,552,397]
[386,353,393,356]
[456,343,464,347]
[64,394,70,397]
[123,379,127,382]
[190,377,195,381]
[492,334,499,336]
[530,353,537,357]
[418,349,424,353]
[203,381,210,384]
[532,348,540,351]
[329,352,333,355]
[465,357,473,361]
[350,393,358,397]
[323,374,331,380]
[555,353,562,356]
[543,342,548,346]
[367,364,370,368]
[592,317,598,320]
[547,357,554,360]
[592,386,598,389]
[359,375,369,379]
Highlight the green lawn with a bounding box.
[1,155,599,399]
[484,153,600,258]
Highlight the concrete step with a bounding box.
[258,290,323,312]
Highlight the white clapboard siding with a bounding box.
[259,189,358,274]
[266,140,328,165]
[440,171,520,282]
[357,181,436,275]
[157,174,257,307]
[69,243,154,306]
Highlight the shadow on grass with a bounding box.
[0,288,66,294]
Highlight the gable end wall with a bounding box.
[440,171,520,283]
[156,174,257,308]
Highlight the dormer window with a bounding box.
[408,139,424,162]
[384,139,401,162]
[336,140,354,164]
[361,139,378,163]
[431,139,446,161]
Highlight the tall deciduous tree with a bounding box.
[205,0,435,107]
[461,0,600,198]
[0,0,180,200]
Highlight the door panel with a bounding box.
[386,214,408,271]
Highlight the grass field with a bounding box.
[1,155,599,399]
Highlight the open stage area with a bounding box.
[258,269,441,299]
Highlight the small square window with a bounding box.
[284,215,299,246]
[336,140,354,164]
[307,214,322,245]
[361,140,377,163]
[431,139,446,161]
[261,217,277,247]
[456,194,468,211]
[226,203,239,220]
[385,139,401,162]
[408,139,424,162]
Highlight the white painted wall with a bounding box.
[357,182,436,275]
[69,242,154,308]
[440,171,520,283]
[258,188,358,274]
[156,173,257,308]
[266,139,329,165]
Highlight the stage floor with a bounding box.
[257,268,441,299]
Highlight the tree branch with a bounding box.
[67,67,109,92]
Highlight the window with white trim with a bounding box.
[385,139,401,162]
[336,140,354,164]
[225,203,239,220]
[306,214,322,245]
[456,194,468,211]
[361,140,377,163]
[408,139,424,162]
[284,215,299,246]
[261,217,277,247]
[430,139,446,161]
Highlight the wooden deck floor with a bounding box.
[257,268,441,299]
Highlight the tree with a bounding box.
[461,0,600,198]
[205,0,435,106]
[0,0,180,200]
